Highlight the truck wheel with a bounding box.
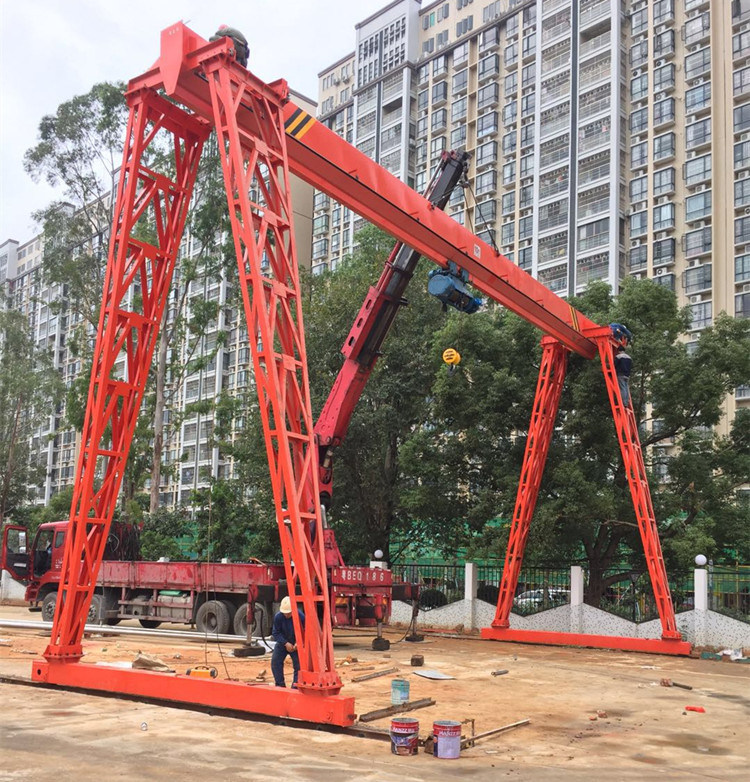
[87,594,104,625]
[196,600,230,635]
[221,600,237,629]
[233,602,248,636]
[41,592,57,622]
[139,619,162,629]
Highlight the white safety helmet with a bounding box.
[280,596,292,615]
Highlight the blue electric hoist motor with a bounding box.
[428,262,482,314]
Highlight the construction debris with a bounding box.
[132,652,174,672]
[491,669,509,676]
[358,697,436,722]
[685,705,706,713]
[351,666,399,683]
[410,654,424,667]
[660,678,692,690]
[413,668,454,680]
[461,718,531,749]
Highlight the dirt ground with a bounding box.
[1,604,748,781]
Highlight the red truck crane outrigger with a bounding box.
[27,23,689,728]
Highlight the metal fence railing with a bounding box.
[390,563,465,609]
[476,565,571,616]
[708,567,750,624]
[594,569,694,624]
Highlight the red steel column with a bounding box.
[492,338,568,628]
[595,333,681,640]
[45,91,209,660]
[203,55,341,694]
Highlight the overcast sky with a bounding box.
[0,0,388,242]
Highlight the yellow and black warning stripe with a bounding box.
[285,108,315,140]
[568,304,580,332]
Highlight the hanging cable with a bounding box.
[465,177,501,255]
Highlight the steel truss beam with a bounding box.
[483,330,690,655]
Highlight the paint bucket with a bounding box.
[390,717,419,755]
[391,678,410,705]
[433,720,461,759]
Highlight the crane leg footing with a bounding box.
[480,628,692,656]
[31,660,356,726]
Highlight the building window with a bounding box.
[653,203,675,230]
[630,176,647,202]
[685,191,712,221]
[629,245,647,271]
[687,119,711,150]
[453,69,468,94]
[504,72,518,95]
[735,254,750,283]
[684,13,710,47]
[735,215,750,245]
[456,15,474,37]
[631,8,648,35]
[736,293,750,319]
[501,221,515,246]
[654,29,675,57]
[630,107,648,133]
[683,264,712,295]
[431,108,448,132]
[522,63,535,88]
[451,96,468,122]
[503,160,516,184]
[630,73,648,102]
[685,83,711,113]
[430,136,446,160]
[504,41,519,67]
[451,124,467,147]
[653,97,675,127]
[478,83,499,111]
[521,122,535,148]
[502,191,515,215]
[689,301,712,331]
[477,140,498,167]
[654,133,675,161]
[478,112,499,138]
[453,41,469,66]
[685,48,710,81]
[479,54,500,81]
[630,41,648,67]
[579,217,610,251]
[653,237,675,266]
[653,64,675,92]
[432,81,448,103]
[433,55,448,77]
[735,103,750,133]
[630,211,647,238]
[502,130,517,156]
[684,154,711,186]
[653,167,675,196]
[734,30,750,59]
[521,92,535,117]
[519,215,533,240]
[476,169,497,195]
[736,179,750,207]
[653,0,674,25]
[631,141,647,169]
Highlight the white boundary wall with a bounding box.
[391,565,750,650]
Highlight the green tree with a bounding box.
[0,311,64,523]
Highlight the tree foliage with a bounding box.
[0,311,64,523]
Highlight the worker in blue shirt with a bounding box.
[610,323,633,407]
[271,596,305,688]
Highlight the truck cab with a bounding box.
[1,521,66,611]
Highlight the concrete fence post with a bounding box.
[570,565,584,634]
[693,567,708,647]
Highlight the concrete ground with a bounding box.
[0,604,748,781]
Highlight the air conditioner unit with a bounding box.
[656,24,667,35]
[741,172,750,180]
[690,295,701,304]
[633,68,643,77]
[333,76,340,85]
[689,259,699,268]
[656,267,664,275]
[744,283,750,292]
[342,74,351,83]
[743,133,750,141]
[656,92,666,100]
[656,58,666,67]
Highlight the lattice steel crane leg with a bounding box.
[595,333,681,641]
[491,338,568,628]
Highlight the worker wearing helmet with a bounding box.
[610,323,633,407]
[209,25,249,68]
[271,595,305,688]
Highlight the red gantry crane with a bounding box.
[33,23,689,729]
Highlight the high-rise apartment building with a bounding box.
[315,0,748,428]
